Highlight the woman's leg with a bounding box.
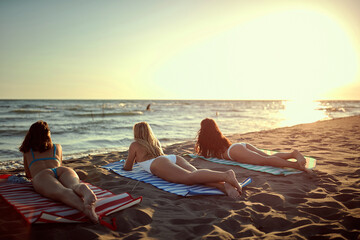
[245,144,307,170]
[246,143,292,159]
[175,156,197,172]
[151,156,242,192]
[207,182,241,199]
[57,167,97,205]
[230,145,307,171]
[32,168,98,223]
[57,167,98,222]
[245,143,269,156]
[175,156,241,199]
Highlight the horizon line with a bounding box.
[1,98,360,101]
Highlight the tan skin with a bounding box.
[124,141,243,199]
[222,143,310,173]
[23,133,98,223]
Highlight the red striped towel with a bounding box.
[0,182,142,225]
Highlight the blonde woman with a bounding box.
[124,122,243,199]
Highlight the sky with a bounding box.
[0,0,359,100]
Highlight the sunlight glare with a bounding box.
[154,8,359,100]
[280,100,329,126]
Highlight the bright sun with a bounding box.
[154,8,359,100]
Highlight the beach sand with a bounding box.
[1,116,359,239]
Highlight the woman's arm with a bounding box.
[123,142,136,171]
[56,144,63,165]
[23,155,31,178]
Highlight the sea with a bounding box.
[1,99,359,169]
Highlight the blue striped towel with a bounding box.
[188,152,316,176]
[102,160,252,197]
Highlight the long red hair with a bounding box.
[195,118,231,158]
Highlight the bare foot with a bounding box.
[225,170,242,193]
[74,183,97,205]
[83,203,99,223]
[73,183,99,223]
[224,182,241,199]
[293,150,311,173]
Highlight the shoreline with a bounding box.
[1,115,359,239]
[1,115,358,173]
[1,100,359,164]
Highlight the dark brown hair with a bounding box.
[195,118,231,158]
[19,120,52,153]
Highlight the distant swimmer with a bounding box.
[146,104,151,111]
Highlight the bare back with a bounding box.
[24,144,62,178]
[132,141,157,163]
[123,141,164,171]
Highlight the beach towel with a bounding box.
[0,181,142,228]
[102,160,252,197]
[188,150,316,176]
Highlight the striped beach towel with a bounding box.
[102,160,252,196]
[0,181,142,225]
[188,150,316,176]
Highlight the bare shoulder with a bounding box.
[55,144,62,155]
[23,150,31,158]
[129,141,141,150]
[23,152,30,163]
[23,151,33,164]
[128,141,148,157]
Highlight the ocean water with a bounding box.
[1,99,359,167]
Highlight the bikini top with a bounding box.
[28,144,61,168]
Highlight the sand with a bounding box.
[0,115,359,240]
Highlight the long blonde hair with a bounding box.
[133,122,164,158]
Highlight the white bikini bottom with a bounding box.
[138,154,177,174]
[227,143,247,161]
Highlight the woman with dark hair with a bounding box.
[20,120,99,223]
[195,118,310,172]
[123,122,244,199]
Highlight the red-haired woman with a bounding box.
[195,118,309,172]
[19,120,98,223]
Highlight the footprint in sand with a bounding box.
[121,209,152,228]
[327,161,348,167]
[251,203,271,213]
[298,206,345,221]
[254,216,293,232]
[287,196,307,205]
[249,193,285,207]
[191,225,214,236]
[170,217,214,225]
[217,218,243,232]
[307,192,327,199]
[343,200,360,209]
[214,209,231,218]
[350,169,360,177]
[333,193,356,202]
